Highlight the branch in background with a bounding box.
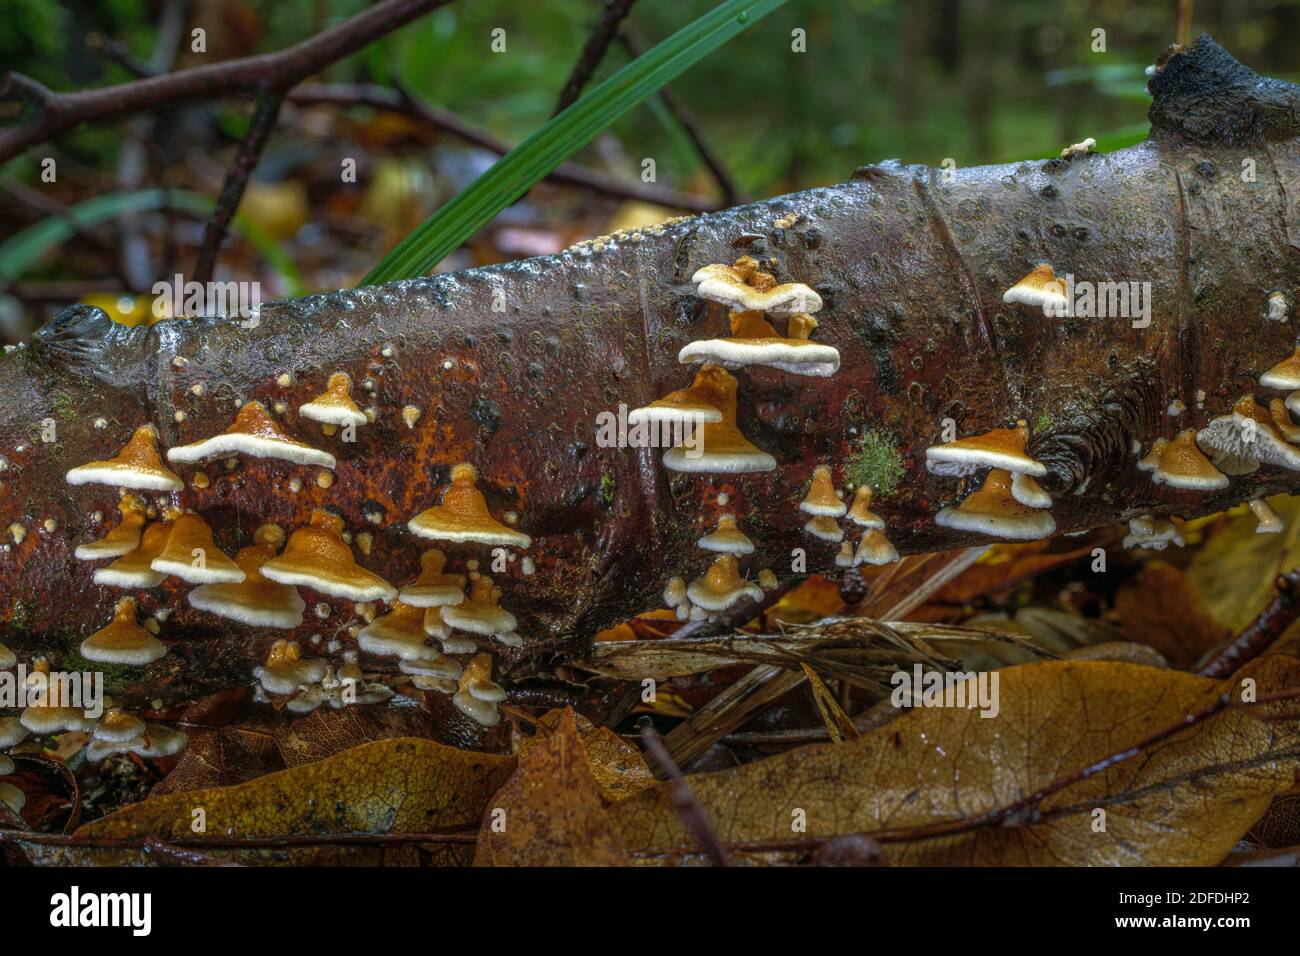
[0,180,132,289]
[618,31,740,205]
[290,82,720,212]
[0,0,456,165]
[552,0,640,115]
[191,90,284,285]
[1199,569,1300,678]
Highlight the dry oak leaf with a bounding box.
[524,708,654,803]
[22,738,514,866]
[608,659,1300,866]
[475,709,628,866]
[1110,561,1229,668]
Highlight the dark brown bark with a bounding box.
[1,37,1298,706]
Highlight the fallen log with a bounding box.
[1,36,1298,705]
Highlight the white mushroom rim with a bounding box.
[678,338,840,378]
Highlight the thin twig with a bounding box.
[192,89,284,285]
[1199,569,1300,678]
[638,684,1300,860]
[289,82,719,212]
[640,724,731,866]
[553,0,640,115]
[618,31,740,205]
[0,0,456,165]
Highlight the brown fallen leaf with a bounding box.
[608,659,1300,866]
[153,687,442,794]
[475,709,628,866]
[1109,561,1230,667]
[525,709,654,803]
[22,739,515,866]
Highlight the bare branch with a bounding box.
[192,89,284,285]
[0,0,457,165]
[289,82,721,212]
[553,0,640,115]
[640,724,731,866]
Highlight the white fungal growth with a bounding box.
[1060,137,1096,159]
[402,405,422,429]
[1249,498,1285,534]
[1268,292,1289,322]
[521,556,536,575]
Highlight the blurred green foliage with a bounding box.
[3,0,1299,195]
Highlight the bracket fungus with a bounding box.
[0,717,27,749]
[187,543,307,628]
[440,575,518,637]
[679,309,841,377]
[1002,264,1068,314]
[80,597,167,665]
[20,662,97,734]
[150,513,245,584]
[696,515,755,555]
[1123,515,1185,550]
[358,602,436,660]
[1196,396,1300,471]
[261,510,397,602]
[662,577,688,608]
[1010,473,1053,508]
[691,255,823,315]
[92,520,171,589]
[167,400,335,468]
[1144,429,1229,491]
[86,722,187,762]
[254,640,328,695]
[847,486,885,529]
[408,463,531,548]
[925,421,1046,477]
[1249,498,1286,534]
[298,372,368,427]
[935,469,1056,540]
[1260,346,1300,392]
[800,464,847,517]
[854,528,900,566]
[627,364,728,425]
[804,515,844,543]
[398,550,468,607]
[92,708,146,743]
[687,554,763,611]
[74,492,147,560]
[399,655,463,681]
[65,424,182,491]
[1269,399,1300,444]
[452,653,507,727]
[661,370,775,473]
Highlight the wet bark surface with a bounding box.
[0,36,1297,705]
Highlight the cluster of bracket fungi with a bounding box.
[1,372,536,806]
[4,225,1299,808]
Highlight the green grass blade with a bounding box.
[361,0,786,285]
[0,187,304,295]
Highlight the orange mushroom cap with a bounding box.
[65,424,182,491]
[627,364,729,425]
[697,515,755,555]
[800,464,846,517]
[93,520,172,589]
[440,575,517,637]
[1148,429,1229,491]
[662,371,775,474]
[167,401,335,468]
[847,486,885,529]
[80,596,166,666]
[74,491,147,561]
[686,554,763,611]
[1002,264,1068,313]
[935,469,1056,540]
[298,372,367,427]
[150,512,245,584]
[261,510,397,602]
[187,543,306,628]
[398,549,468,607]
[925,421,1046,477]
[408,464,531,548]
[358,602,436,660]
